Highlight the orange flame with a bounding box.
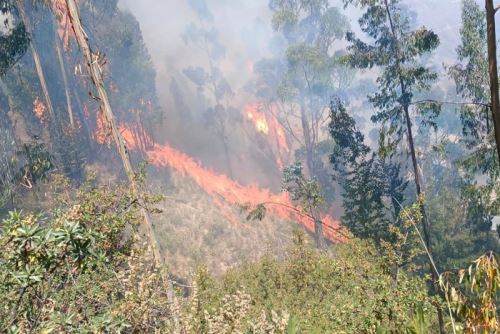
[245,103,289,169]
[94,112,111,144]
[120,125,345,242]
[53,0,75,51]
[246,104,269,134]
[33,97,46,121]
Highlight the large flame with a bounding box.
[245,103,289,169]
[119,125,345,242]
[246,104,269,134]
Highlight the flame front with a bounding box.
[120,125,345,242]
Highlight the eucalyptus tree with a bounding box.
[182,0,235,178]
[343,0,444,330]
[448,0,499,179]
[265,0,351,202]
[447,0,499,266]
[448,0,490,146]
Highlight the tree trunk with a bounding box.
[485,0,500,165]
[72,85,94,149]
[382,1,445,332]
[300,106,315,177]
[65,0,163,268]
[314,219,326,250]
[17,0,55,120]
[221,132,234,179]
[300,105,326,249]
[54,31,75,130]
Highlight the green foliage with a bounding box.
[440,252,500,333]
[446,0,500,265]
[423,155,499,271]
[282,162,324,215]
[16,142,53,187]
[387,195,427,274]
[80,1,159,123]
[218,232,435,333]
[344,0,440,157]
[0,128,17,208]
[263,0,352,203]
[448,0,490,146]
[0,181,142,332]
[329,99,369,171]
[329,99,407,242]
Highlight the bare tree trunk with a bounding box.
[54,31,75,130]
[485,0,500,165]
[17,0,55,120]
[65,0,163,268]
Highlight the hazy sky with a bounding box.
[116,0,468,186]
[118,0,464,77]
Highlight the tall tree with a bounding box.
[16,0,55,119]
[343,0,444,330]
[64,0,163,268]
[264,0,351,203]
[445,0,499,270]
[54,30,75,130]
[448,0,490,146]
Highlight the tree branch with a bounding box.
[260,201,351,239]
[410,99,491,108]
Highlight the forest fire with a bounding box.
[53,0,74,50]
[93,111,111,144]
[119,125,344,242]
[246,104,269,134]
[32,97,46,120]
[245,103,290,168]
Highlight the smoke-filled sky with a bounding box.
[119,0,464,95]
[115,0,468,184]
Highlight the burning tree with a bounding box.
[252,0,353,203]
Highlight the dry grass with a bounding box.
[150,173,303,277]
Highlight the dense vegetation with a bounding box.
[0,0,498,333]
